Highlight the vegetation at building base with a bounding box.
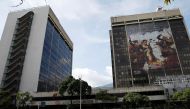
[0,90,12,109]
[16,91,33,109]
[167,88,190,109]
[123,92,150,108]
[171,88,190,101]
[95,90,117,101]
[59,76,92,109]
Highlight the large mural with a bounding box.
[126,22,181,79]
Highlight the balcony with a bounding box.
[10,44,25,54]
[6,63,23,74]
[7,57,23,68]
[2,77,20,90]
[11,38,27,48]
[4,71,21,83]
[1,11,34,93]
[13,32,28,42]
[14,26,30,35]
[17,18,32,28]
[9,50,25,60]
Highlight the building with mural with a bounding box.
[110,9,190,89]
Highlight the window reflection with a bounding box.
[37,19,72,92]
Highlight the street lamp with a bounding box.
[147,67,151,85]
[144,63,150,85]
[79,77,82,109]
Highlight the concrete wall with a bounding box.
[111,9,181,24]
[0,5,73,93]
[19,6,49,92]
[0,6,49,92]
[0,10,19,87]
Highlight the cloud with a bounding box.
[79,30,110,44]
[72,66,112,87]
[48,0,102,20]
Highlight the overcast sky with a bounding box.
[0,0,190,87]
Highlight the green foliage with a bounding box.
[95,90,117,101]
[67,79,92,96]
[59,76,74,96]
[16,91,32,108]
[123,92,149,107]
[172,91,184,101]
[172,88,190,101]
[59,76,92,96]
[164,0,174,5]
[0,90,12,109]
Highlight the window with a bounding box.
[37,19,72,92]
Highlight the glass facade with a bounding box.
[169,19,190,75]
[111,26,132,87]
[111,18,190,88]
[37,19,72,92]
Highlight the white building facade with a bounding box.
[0,6,73,93]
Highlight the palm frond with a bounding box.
[164,0,174,5]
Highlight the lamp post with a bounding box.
[37,103,40,109]
[79,77,82,109]
[147,67,151,85]
[144,63,150,85]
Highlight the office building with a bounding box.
[0,6,73,93]
[110,9,190,88]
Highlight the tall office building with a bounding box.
[0,6,73,93]
[110,9,190,88]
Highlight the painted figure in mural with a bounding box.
[128,28,181,70]
[156,34,179,68]
[129,39,146,69]
[141,40,157,64]
[156,34,175,57]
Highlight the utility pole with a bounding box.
[79,77,82,109]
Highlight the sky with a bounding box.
[0,0,190,87]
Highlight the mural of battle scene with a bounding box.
[126,21,181,85]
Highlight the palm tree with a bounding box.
[164,0,174,5]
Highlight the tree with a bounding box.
[59,76,75,96]
[172,88,190,101]
[59,76,92,108]
[171,88,190,102]
[123,92,149,108]
[172,91,184,101]
[95,90,117,101]
[67,79,91,96]
[0,90,12,109]
[16,92,32,109]
[170,88,190,109]
[59,76,92,96]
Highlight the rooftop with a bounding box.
[111,8,182,25]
